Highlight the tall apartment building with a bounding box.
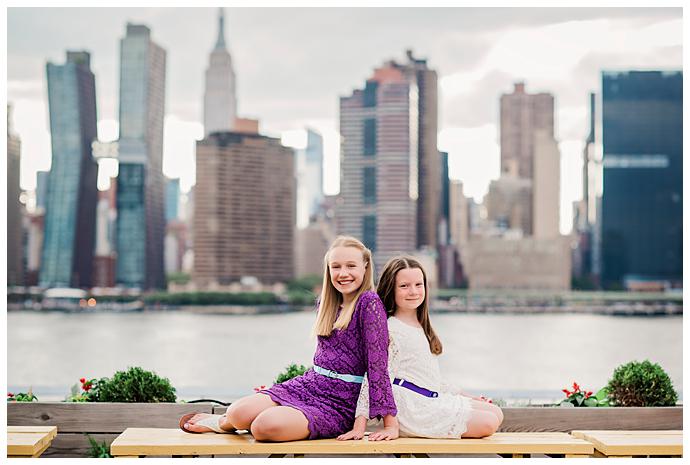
[115,24,167,290]
[500,82,555,180]
[7,104,24,286]
[599,70,682,288]
[193,130,295,286]
[403,51,440,250]
[204,8,237,135]
[495,82,556,236]
[40,51,99,289]
[338,60,418,272]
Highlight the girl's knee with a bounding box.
[250,414,282,441]
[463,411,500,438]
[225,403,255,430]
[490,404,504,423]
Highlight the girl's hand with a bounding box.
[337,428,365,441]
[337,416,367,441]
[368,426,399,441]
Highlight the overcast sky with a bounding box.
[7,7,683,234]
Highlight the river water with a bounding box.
[7,310,683,404]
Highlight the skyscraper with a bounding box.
[497,82,555,236]
[7,104,24,286]
[295,128,324,228]
[599,70,682,288]
[115,24,166,290]
[204,8,237,136]
[500,82,555,180]
[194,129,295,286]
[401,50,440,250]
[338,60,418,271]
[40,51,99,289]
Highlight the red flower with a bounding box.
[562,389,572,396]
[585,391,593,398]
[572,382,580,392]
[253,385,267,393]
[80,378,86,384]
[7,392,14,397]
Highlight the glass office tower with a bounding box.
[40,51,98,288]
[115,24,167,290]
[600,71,682,288]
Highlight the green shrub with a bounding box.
[606,360,678,407]
[142,291,278,306]
[287,289,316,306]
[275,364,310,384]
[287,275,322,293]
[87,367,177,403]
[86,435,112,458]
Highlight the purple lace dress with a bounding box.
[262,290,397,439]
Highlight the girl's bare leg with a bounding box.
[184,393,278,433]
[461,407,501,438]
[468,399,504,424]
[250,406,310,442]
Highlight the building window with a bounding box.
[363,80,378,107]
[363,167,376,204]
[364,118,376,156]
[363,215,376,252]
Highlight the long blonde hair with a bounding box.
[312,236,375,337]
[377,256,442,355]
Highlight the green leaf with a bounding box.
[583,397,598,407]
[594,387,609,401]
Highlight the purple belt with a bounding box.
[393,378,439,398]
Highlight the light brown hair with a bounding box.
[377,256,442,355]
[311,236,375,337]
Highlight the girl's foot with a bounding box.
[179,413,235,434]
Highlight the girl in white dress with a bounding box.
[338,256,503,440]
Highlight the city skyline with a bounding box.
[7,7,682,234]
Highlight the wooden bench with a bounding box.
[110,428,594,458]
[571,430,683,458]
[7,426,58,458]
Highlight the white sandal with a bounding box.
[180,413,235,434]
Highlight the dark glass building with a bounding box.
[115,24,167,290]
[40,51,99,288]
[600,70,682,288]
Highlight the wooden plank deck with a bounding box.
[110,429,594,458]
[571,430,683,457]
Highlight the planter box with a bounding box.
[7,403,683,458]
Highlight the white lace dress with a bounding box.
[355,316,474,438]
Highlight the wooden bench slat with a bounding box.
[571,430,682,456]
[110,429,594,456]
[8,432,54,456]
[7,425,58,439]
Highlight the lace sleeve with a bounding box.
[355,374,369,418]
[359,294,397,419]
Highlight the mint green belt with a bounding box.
[313,365,364,383]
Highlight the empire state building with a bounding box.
[203,8,237,135]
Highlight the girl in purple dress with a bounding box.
[180,236,399,441]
